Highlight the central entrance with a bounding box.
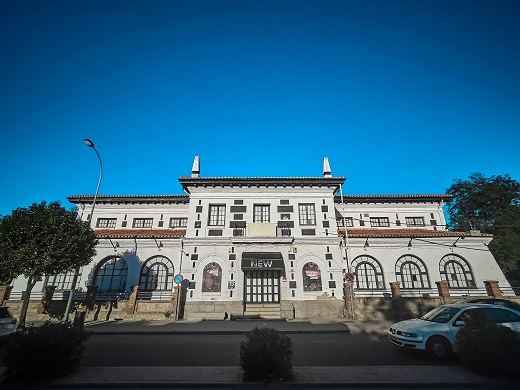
[241,252,285,304]
[244,270,280,303]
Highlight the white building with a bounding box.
[9,157,514,319]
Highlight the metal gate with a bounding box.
[244,270,280,303]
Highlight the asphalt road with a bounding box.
[83,333,460,367]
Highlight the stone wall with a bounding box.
[6,294,520,323]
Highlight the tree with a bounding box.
[446,173,520,278]
[0,201,97,328]
[446,173,520,233]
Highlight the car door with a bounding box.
[483,307,520,333]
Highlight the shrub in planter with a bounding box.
[455,319,520,379]
[3,321,89,380]
[239,326,293,382]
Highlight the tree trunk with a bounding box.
[17,277,37,330]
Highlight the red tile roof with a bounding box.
[337,228,491,238]
[95,229,186,238]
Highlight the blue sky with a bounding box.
[1,0,519,216]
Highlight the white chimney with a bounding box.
[191,156,200,178]
[323,157,332,177]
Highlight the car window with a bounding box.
[454,308,486,323]
[484,307,520,323]
[0,308,12,319]
[421,306,460,323]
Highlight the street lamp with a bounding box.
[63,138,103,323]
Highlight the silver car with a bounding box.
[0,306,17,338]
[388,302,520,359]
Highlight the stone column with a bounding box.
[484,280,503,298]
[37,285,56,314]
[343,282,354,319]
[172,286,181,320]
[389,282,401,299]
[435,281,452,304]
[83,285,98,311]
[0,285,13,305]
[126,285,140,315]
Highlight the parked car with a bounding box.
[456,298,520,311]
[388,303,520,359]
[0,306,17,338]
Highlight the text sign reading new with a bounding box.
[241,258,285,270]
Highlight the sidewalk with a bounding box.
[81,317,393,335]
[2,318,517,389]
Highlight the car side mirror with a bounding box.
[453,320,465,327]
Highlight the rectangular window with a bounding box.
[133,218,153,228]
[370,217,390,227]
[298,204,316,226]
[96,218,117,228]
[406,217,425,227]
[336,217,353,227]
[208,205,226,226]
[253,205,270,222]
[169,217,188,228]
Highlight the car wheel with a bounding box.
[426,336,452,360]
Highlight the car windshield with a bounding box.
[420,306,460,323]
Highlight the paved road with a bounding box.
[84,333,459,367]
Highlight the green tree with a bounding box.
[0,201,97,328]
[446,173,520,233]
[488,206,520,278]
[446,173,520,278]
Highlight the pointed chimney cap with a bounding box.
[191,156,200,178]
[323,157,332,177]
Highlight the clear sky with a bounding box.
[1,0,519,216]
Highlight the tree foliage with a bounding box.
[446,173,520,278]
[446,173,520,233]
[0,201,97,327]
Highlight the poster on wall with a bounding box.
[202,262,222,292]
[302,262,322,292]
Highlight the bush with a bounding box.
[239,326,293,382]
[455,319,520,379]
[3,322,90,380]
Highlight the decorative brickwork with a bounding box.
[83,285,98,311]
[126,285,140,314]
[37,285,56,314]
[389,282,401,299]
[0,285,13,305]
[435,281,452,304]
[484,280,503,298]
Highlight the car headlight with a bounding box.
[401,332,418,338]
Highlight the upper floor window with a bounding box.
[370,217,390,227]
[298,204,316,226]
[208,205,226,226]
[406,217,425,227]
[133,218,153,228]
[169,217,188,228]
[253,205,270,223]
[336,217,354,227]
[96,218,117,228]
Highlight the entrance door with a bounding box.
[244,270,280,303]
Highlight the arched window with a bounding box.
[94,256,128,293]
[351,255,385,290]
[302,262,322,292]
[202,262,222,292]
[439,254,476,288]
[395,255,431,289]
[139,255,174,291]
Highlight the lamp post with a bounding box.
[63,138,103,323]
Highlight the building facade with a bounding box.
[8,157,514,320]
